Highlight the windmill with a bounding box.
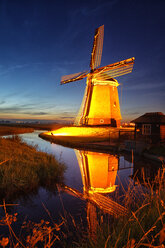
[61,25,135,127]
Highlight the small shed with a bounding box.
[131,112,165,144]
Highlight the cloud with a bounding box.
[80,0,119,16]
[60,116,75,119]
[2,92,21,98]
[0,103,36,113]
[125,111,140,116]
[50,110,77,120]
[0,64,29,76]
[26,112,48,116]
[0,101,56,119]
[59,111,77,116]
[125,81,165,91]
[0,100,5,105]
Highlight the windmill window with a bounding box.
[142,124,151,135]
[114,101,116,107]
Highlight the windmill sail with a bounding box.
[61,70,89,84]
[90,25,104,70]
[94,57,135,79]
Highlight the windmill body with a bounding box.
[77,77,121,127]
[61,25,135,127]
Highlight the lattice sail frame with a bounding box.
[92,57,134,85]
[61,70,89,84]
[90,25,104,70]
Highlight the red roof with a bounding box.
[131,112,165,124]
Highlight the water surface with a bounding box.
[1,130,160,234]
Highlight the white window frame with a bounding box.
[142,124,151,135]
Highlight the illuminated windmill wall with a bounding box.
[76,150,118,194]
[61,25,135,127]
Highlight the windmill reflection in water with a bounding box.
[60,150,132,238]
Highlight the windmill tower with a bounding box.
[61,25,135,127]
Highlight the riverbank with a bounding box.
[0,122,69,132]
[0,135,65,200]
[0,125,34,136]
[0,122,71,137]
[40,130,165,165]
[39,126,134,154]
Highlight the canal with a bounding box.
[0,130,161,240]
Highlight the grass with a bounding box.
[0,135,65,201]
[0,132,66,247]
[0,123,69,132]
[74,166,165,248]
[0,126,34,136]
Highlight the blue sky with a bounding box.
[0,0,165,122]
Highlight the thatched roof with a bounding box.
[131,112,165,124]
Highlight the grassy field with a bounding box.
[0,135,65,200]
[0,128,66,247]
[0,123,69,132]
[0,125,34,136]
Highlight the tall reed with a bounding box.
[75,165,165,248]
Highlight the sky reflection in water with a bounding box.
[16,131,133,221]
